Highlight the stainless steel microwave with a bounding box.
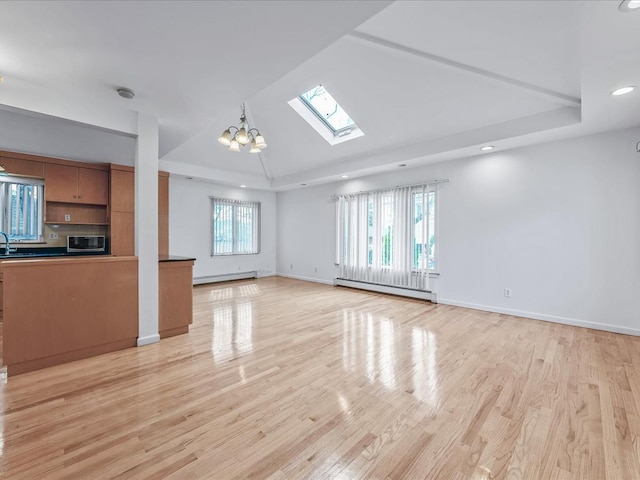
[67,235,106,253]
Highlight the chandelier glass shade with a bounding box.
[218,103,267,153]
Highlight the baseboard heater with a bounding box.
[193,270,257,285]
[334,278,437,302]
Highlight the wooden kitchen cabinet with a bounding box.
[109,165,135,256]
[45,164,109,205]
[78,168,109,204]
[0,156,45,178]
[158,172,169,216]
[110,211,135,256]
[45,203,108,225]
[159,259,194,338]
[3,256,139,375]
[45,164,76,202]
[109,166,170,257]
[110,168,135,212]
[158,172,169,256]
[158,214,169,256]
[0,271,3,314]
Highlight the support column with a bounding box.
[135,112,159,346]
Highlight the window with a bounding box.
[0,175,44,243]
[288,85,364,146]
[299,85,355,135]
[413,189,436,271]
[211,197,260,255]
[335,183,439,291]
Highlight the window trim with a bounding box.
[0,175,45,244]
[210,197,261,256]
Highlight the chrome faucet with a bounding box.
[0,231,14,255]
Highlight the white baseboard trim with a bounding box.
[257,271,276,278]
[276,273,334,286]
[137,333,160,347]
[335,278,435,302]
[194,271,257,285]
[438,298,640,336]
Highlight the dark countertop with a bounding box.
[0,248,109,260]
[0,250,195,262]
[159,255,196,262]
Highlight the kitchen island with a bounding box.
[2,256,138,375]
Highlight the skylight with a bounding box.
[299,85,355,134]
[289,85,364,146]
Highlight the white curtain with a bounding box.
[336,184,436,291]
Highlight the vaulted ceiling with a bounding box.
[0,1,638,190]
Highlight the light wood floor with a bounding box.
[0,277,639,479]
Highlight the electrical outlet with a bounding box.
[290,264,293,270]
[48,232,59,240]
[504,288,512,298]
[314,267,318,273]
[64,214,71,222]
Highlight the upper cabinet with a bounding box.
[110,168,135,213]
[158,172,169,256]
[45,164,109,205]
[78,168,109,205]
[109,165,135,256]
[0,156,45,178]
[109,166,170,256]
[158,172,169,216]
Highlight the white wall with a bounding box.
[276,127,640,335]
[169,177,276,280]
[0,106,135,164]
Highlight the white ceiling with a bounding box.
[0,0,638,190]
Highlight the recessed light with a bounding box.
[116,87,135,99]
[610,86,635,96]
[398,164,407,167]
[341,175,349,179]
[619,0,640,12]
[480,145,495,151]
[240,185,246,188]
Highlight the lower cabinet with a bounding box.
[2,257,139,375]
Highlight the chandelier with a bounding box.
[217,103,267,153]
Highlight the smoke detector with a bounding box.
[117,87,135,99]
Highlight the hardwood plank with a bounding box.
[0,277,638,479]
